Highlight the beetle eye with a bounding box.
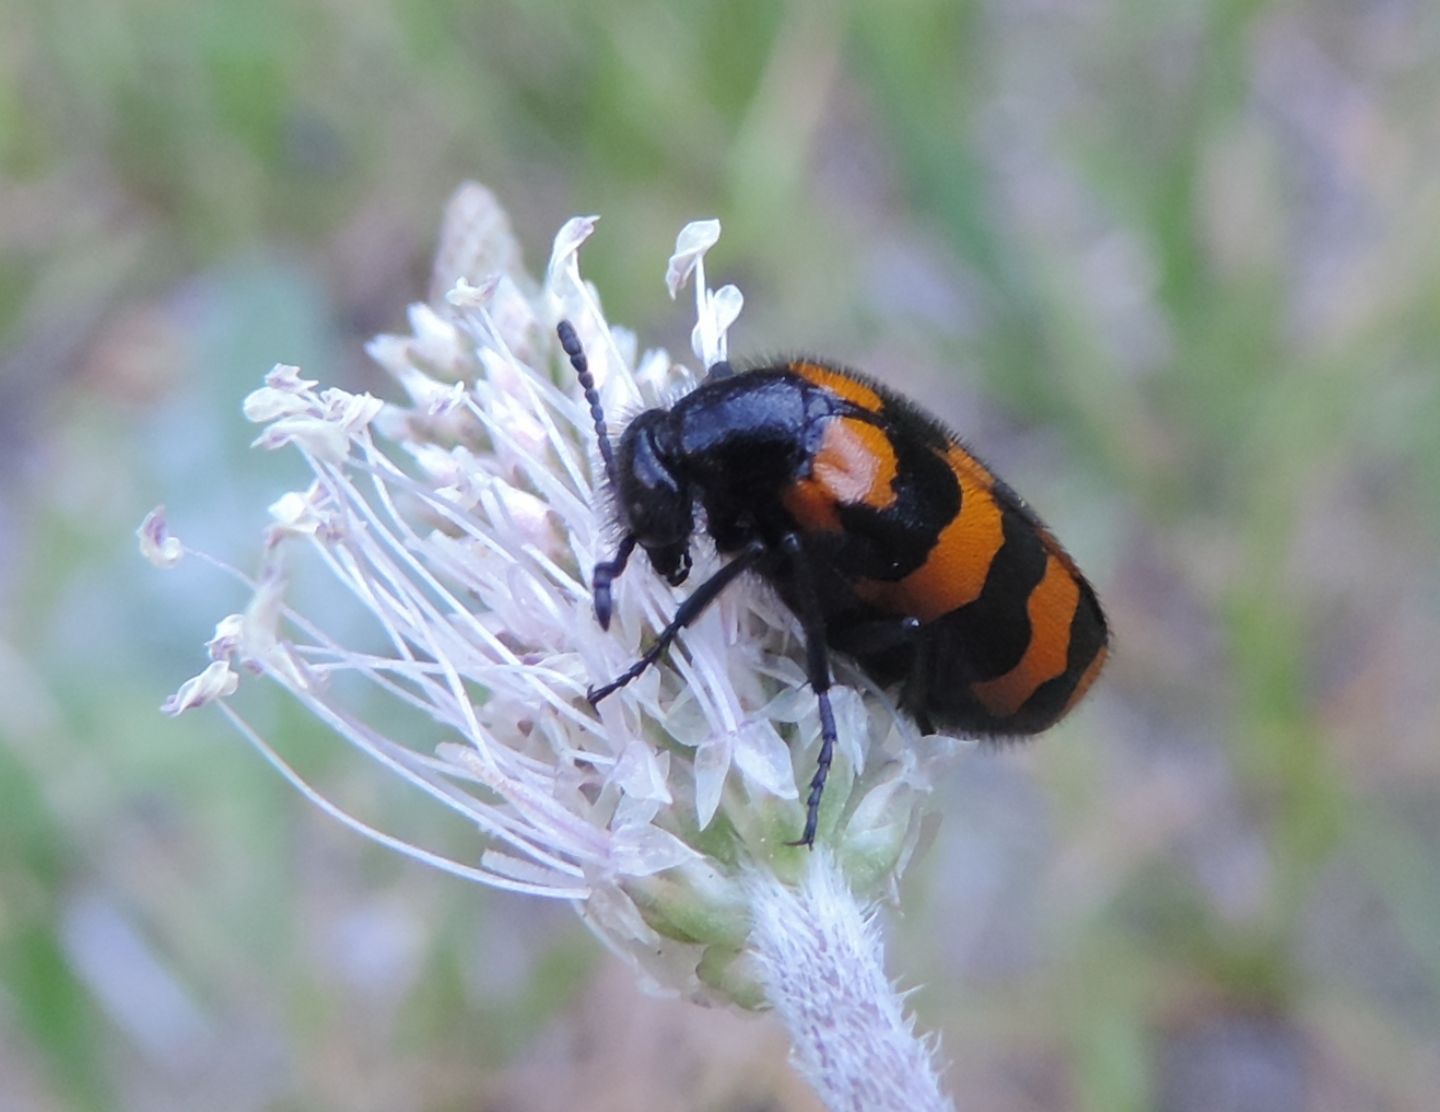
[617,415,692,548]
[628,490,690,549]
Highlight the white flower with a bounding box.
[147,182,954,1036]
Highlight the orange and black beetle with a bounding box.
[558,320,1109,847]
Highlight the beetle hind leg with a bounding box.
[830,614,937,734]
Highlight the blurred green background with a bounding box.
[4,1,1439,1109]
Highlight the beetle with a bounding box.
[557,319,1109,847]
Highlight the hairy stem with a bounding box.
[749,853,953,1112]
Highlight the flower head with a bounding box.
[149,182,955,1004]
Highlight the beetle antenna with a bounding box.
[557,320,618,490]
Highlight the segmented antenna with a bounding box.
[557,320,618,490]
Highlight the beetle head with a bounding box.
[614,410,693,586]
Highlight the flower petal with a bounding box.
[162,661,239,715]
[665,220,722,298]
[137,506,183,569]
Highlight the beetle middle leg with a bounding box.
[777,533,841,849]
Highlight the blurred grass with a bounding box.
[3,0,1440,1109]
